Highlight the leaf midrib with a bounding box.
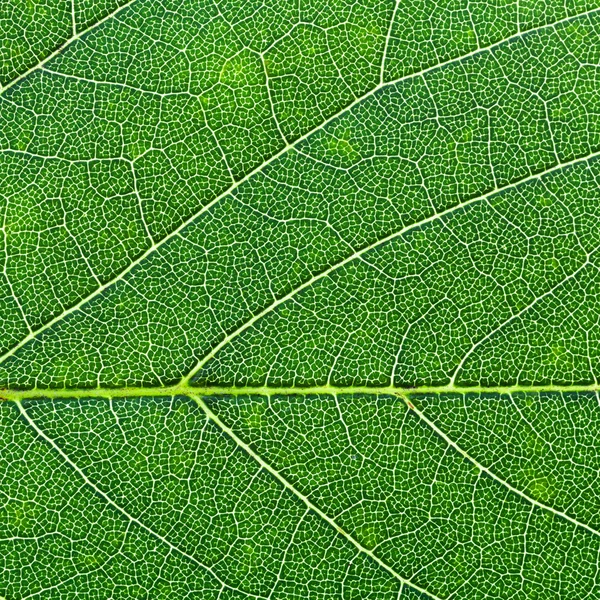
[1,8,598,371]
[4,8,600,598]
[10,381,600,541]
[4,383,600,401]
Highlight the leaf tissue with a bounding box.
[1,0,600,597]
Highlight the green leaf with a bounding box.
[1,1,600,597]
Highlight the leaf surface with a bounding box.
[1,1,600,597]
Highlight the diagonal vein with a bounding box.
[191,393,446,600]
[0,7,598,370]
[401,394,600,538]
[0,0,138,95]
[380,0,401,84]
[183,148,600,383]
[449,247,600,385]
[15,400,267,599]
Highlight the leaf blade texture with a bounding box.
[1,1,600,597]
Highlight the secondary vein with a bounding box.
[192,393,446,600]
[401,394,600,538]
[0,0,138,96]
[0,7,598,370]
[183,148,600,383]
[16,400,266,598]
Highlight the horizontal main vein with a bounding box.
[3,383,600,401]
[16,401,266,599]
[0,7,597,370]
[191,394,445,600]
[401,395,600,538]
[0,0,137,96]
[183,147,600,382]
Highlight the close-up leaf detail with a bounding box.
[1,0,600,597]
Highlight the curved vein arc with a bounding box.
[15,401,266,599]
[191,394,445,600]
[183,147,600,383]
[401,395,600,538]
[0,0,138,96]
[449,248,598,386]
[0,7,598,369]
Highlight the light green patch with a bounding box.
[2,500,42,533]
[525,472,557,503]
